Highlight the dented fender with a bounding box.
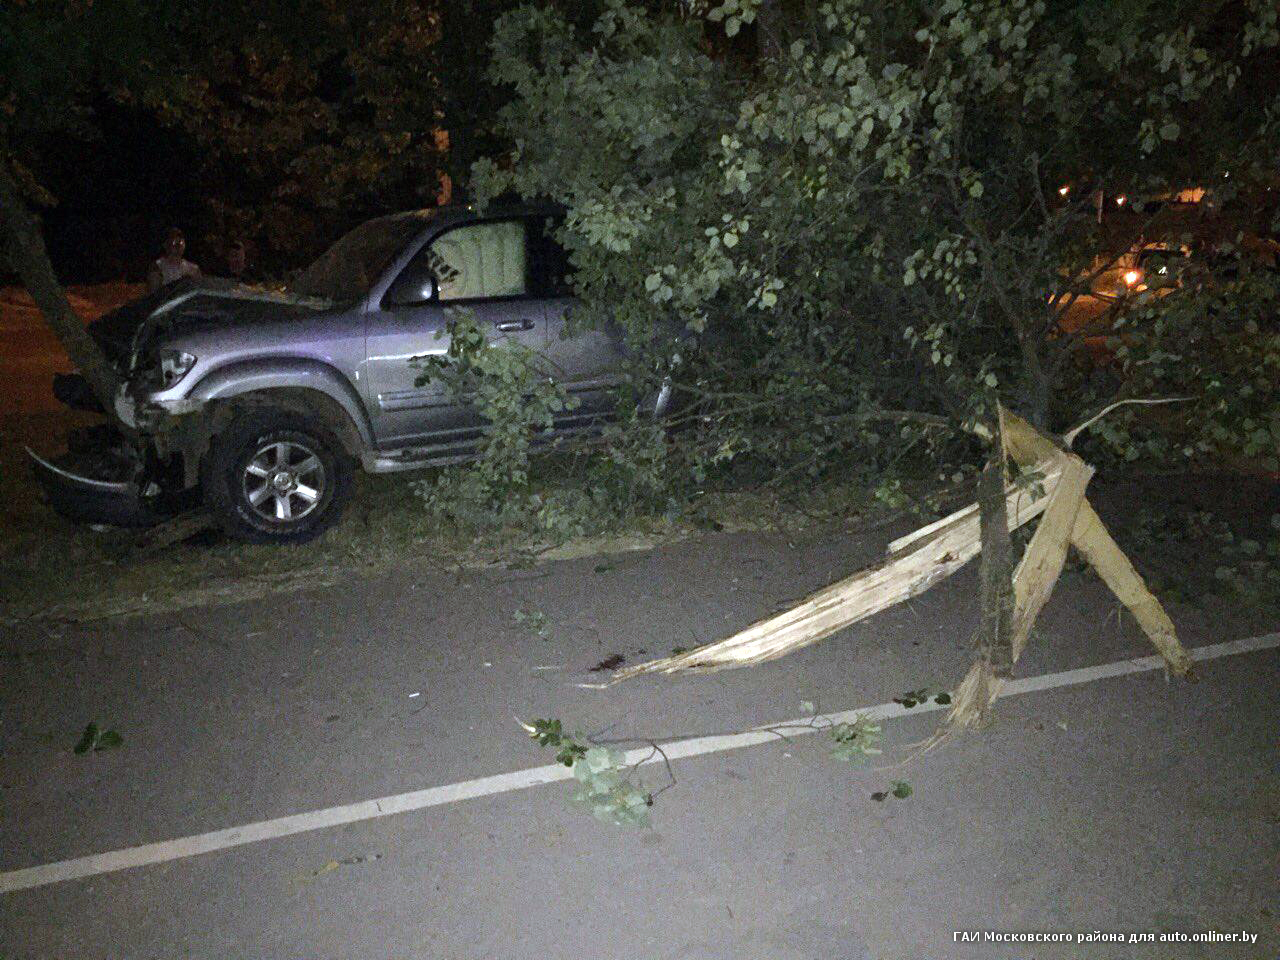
[183,357,375,447]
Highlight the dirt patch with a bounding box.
[589,653,628,672]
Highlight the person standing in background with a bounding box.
[147,227,201,291]
[224,239,261,284]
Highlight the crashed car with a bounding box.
[35,203,677,543]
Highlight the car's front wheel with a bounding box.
[203,409,352,544]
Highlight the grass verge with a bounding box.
[0,412,891,624]
[3,411,1275,629]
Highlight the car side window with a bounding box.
[384,219,530,307]
[431,220,527,301]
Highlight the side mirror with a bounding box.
[384,266,436,307]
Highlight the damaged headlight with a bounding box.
[158,349,197,388]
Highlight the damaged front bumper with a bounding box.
[26,446,165,528]
[27,410,200,528]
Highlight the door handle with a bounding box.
[495,318,536,332]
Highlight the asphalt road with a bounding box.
[1,525,1277,959]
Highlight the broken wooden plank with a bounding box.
[605,460,1064,682]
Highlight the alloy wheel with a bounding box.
[241,440,326,523]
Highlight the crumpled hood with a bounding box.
[120,278,333,370]
[87,277,328,366]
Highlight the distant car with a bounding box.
[35,203,679,543]
[1087,243,1192,301]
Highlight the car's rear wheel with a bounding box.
[204,409,352,544]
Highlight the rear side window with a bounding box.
[528,217,574,297]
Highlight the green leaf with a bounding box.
[529,718,564,746]
[74,723,99,755]
[894,689,930,709]
[95,730,123,751]
[891,780,913,799]
[583,746,614,774]
[556,743,585,766]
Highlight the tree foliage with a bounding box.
[473,0,1280,494]
[2,1,457,272]
[166,0,450,267]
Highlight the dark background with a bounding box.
[36,101,207,283]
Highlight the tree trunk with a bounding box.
[1017,330,1051,429]
[973,449,1014,721]
[0,163,123,421]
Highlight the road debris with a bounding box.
[605,407,1193,737]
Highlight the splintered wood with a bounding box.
[608,407,1192,731]
[608,460,1063,680]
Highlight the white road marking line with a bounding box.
[2,633,1275,895]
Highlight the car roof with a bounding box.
[424,199,562,226]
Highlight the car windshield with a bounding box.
[288,211,433,302]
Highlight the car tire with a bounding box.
[203,408,353,545]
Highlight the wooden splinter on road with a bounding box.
[608,406,1193,730]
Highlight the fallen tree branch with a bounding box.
[600,458,1063,683]
[605,406,1193,740]
[1061,396,1194,447]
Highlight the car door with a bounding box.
[365,217,549,448]
[528,216,628,427]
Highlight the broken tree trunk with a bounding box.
[607,407,1192,726]
[995,405,1190,675]
[1068,498,1190,674]
[606,456,1064,681]
[972,449,1015,724]
[945,417,1096,729]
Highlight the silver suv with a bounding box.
[40,203,673,543]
